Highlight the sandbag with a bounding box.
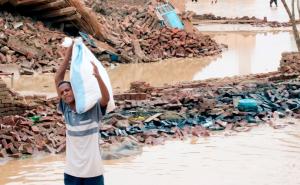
[67,37,115,114]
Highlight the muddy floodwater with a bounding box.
[193,31,296,80]
[1,31,297,94]
[1,1,299,185]
[0,120,300,185]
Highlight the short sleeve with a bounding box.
[57,99,66,113]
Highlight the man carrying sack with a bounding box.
[55,38,113,185]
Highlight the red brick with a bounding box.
[8,143,18,154]
[140,93,147,100]
[20,121,33,126]
[1,139,8,149]
[44,144,55,153]
[21,134,28,142]
[10,132,21,142]
[0,148,6,158]
[56,143,66,153]
[37,122,53,129]
[31,126,40,133]
[1,99,13,104]
[10,153,22,158]
[21,128,35,136]
[2,116,15,125]
[0,134,14,141]
[23,144,33,154]
[0,91,9,96]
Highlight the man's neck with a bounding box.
[69,102,76,111]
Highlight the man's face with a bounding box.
[58,83,75,104]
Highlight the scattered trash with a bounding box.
[238,99,258,112]
[30,115,41,123]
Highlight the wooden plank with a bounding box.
[132,39,147,61]
[144,113,163,123]
[66,0,106,41]
[0,39,7,45]
[9,0,50,6]
[31,0,66,11]
[94,38,117,53]
[51,12,81,23]
[41,7,76,18]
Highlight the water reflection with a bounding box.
[193,31,297,80]
[107,58,212,92]
[0,32,297,94]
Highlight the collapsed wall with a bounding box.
[0,78,28,116]
[279,52,300,74]
[0,5,222,73]
[93,0,149,7]
[0,0,107,41]
[88,0,222,62]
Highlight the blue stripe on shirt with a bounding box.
[68,127,99,137]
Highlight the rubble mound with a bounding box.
[0,103,66,158]
[0,11,66,74]
[87,1,222,62]
[139,27,220,59]
[0,1,223,72]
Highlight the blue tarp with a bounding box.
[156,3,184,29]
[163,11,184,29]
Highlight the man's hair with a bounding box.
[57,81,71,88]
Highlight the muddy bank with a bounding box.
[191,13,291,27]
[0,52,299,159]
[186,0,294,22]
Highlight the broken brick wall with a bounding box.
[279,52,300,74]
[108,0,149,6]
[0,78,27,116]
[108,0,185,10]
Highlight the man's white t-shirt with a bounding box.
[59,100,105,178]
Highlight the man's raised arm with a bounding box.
[55,44,73,96]
[91,62,110,108]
